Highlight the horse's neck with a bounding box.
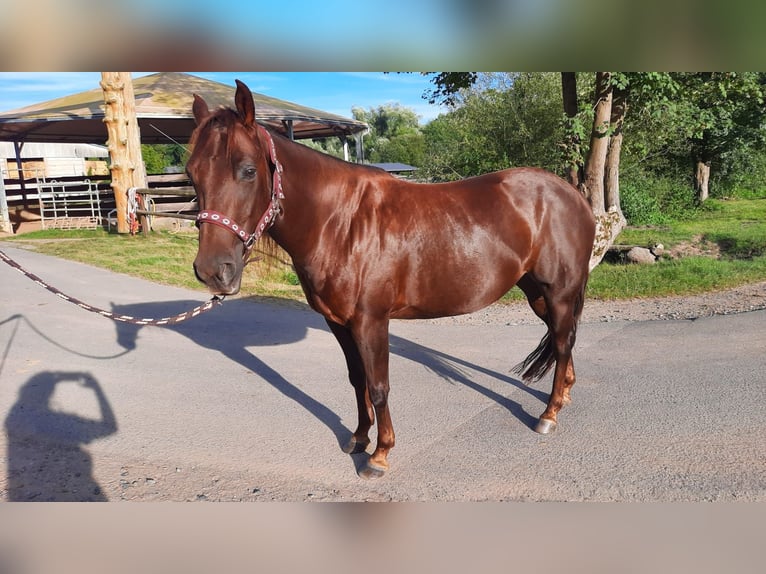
[268,136,343,260]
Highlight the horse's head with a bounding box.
[187,80,277,296]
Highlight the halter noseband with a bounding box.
[196,124,285,259]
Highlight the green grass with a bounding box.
[5,197,766,302]
[616,199,766,252]
[587,256,766,299]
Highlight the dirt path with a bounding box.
[424,280,766,326]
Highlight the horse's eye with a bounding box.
[241,166,257,180]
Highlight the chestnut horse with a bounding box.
[188,80,596,479]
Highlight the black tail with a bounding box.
[512,331,555,383]
[512,280,587,384]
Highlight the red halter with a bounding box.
[196,124,285,259]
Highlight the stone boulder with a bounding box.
[626,246,657,264]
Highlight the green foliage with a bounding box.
[620,175,699,225]
[280,269,301,286]
[421,73,563,181]
[352,103,424,164]
[141,144,188,174]
[421,72,479,106]
[299,137,348,159]
[376,131,425,166]
[620,181,670,225]
[709,146,766,199]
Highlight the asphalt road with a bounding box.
[1,243,764,501]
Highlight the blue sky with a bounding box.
[0,72,449,125]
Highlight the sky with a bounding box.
[0,72,450,126]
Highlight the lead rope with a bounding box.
[0,249,223,326]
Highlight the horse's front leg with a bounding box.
[350,315,395,479]
[325,319,373,454]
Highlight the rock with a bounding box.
[626,246,656,264]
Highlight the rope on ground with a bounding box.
[0,248,222,326]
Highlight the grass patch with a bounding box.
[587,255,766,299]
[4,197,765,303]
[618,198,766,251]
[5,229,304,299]
[594,198,766,299]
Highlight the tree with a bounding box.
[352,103,424,165]
[560,72,584,187]
[421,73,563,182]
[669,72,766,201]
[563,72,628,269]
[141,144,187,174]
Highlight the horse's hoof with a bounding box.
[358,461,387,480]
[535,417,557,434]
[342,437,370,454]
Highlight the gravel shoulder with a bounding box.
[424,280,766,326]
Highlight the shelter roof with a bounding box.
[370,162,418,172]
[0,72,368,144]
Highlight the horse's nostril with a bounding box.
[215,262,235,285]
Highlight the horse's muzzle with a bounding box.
[193,256,243,296]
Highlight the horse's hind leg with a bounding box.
[516,274,582,433]
[326,319,373,454]
[517,273,549,324]
[518,274,577,408]
[536,281,585,433]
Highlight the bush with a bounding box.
[620,175,699,225]
[710,149,766,199]
[621,181,668,225]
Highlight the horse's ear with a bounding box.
[192,94,210,124]
[234,79,255,127]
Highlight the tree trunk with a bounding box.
[561,72,583,187]
[694,159,711,202]
[581,72,613,215]
[100,72,146,234]
[604,85,627,218]
[589,209,628,272]
[582,73,627,271]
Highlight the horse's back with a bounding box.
[388,167,594,252]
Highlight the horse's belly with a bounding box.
[391,261,522,320]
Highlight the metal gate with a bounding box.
[37,178,102,230]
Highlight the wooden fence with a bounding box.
[1,171,197,234]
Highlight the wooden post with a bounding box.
[100,72,147,234]
[0,168,11,234]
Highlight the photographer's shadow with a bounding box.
[5,371,117,501]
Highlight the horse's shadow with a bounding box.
[111,297,547,468]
